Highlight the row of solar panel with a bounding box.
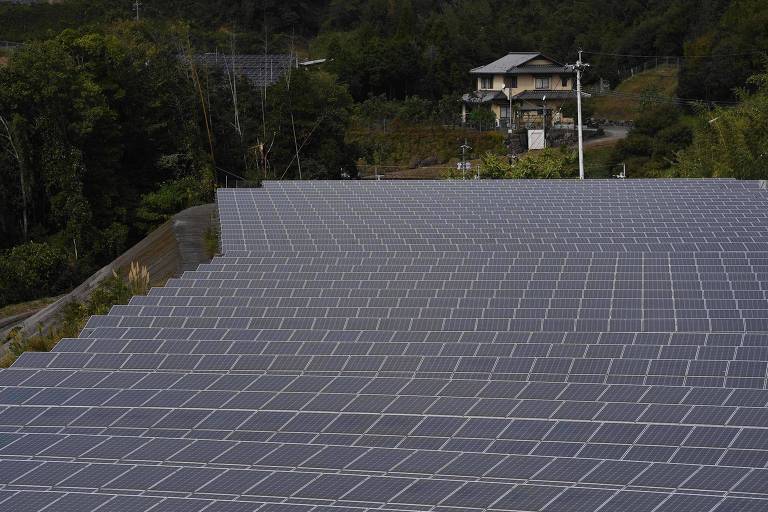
[257,178,748,186]
[4,421,768,475]
[78,315,768,332]
[109,302,768,317]
[4,418,768,482]
[3,385,768,428]
[7,368,768,404]
[5,368,768,403]
[3,426,768,480]
[144,287,768,302]
[91,308,768,324]
[120,297,768,312]
[19,348,768,380]
[219,245,768,255]
[50,340,768,366]
[3,440,768,495]
[127,295,768,313]
[202,250,768,261]
[82,325,765,345]
[0,476,765,512]
[224,189,765,201]
[216,227,768,236]
[177,271,768,283]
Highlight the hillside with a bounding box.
[590,64,680,121]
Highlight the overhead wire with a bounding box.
[582,50,767,59]
[584,88,741,107]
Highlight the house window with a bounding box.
[480,76,493,89]
[561,76,569,87]
[535,76,550,89]
[504,76,518,89]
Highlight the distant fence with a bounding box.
[616,57,680,80]
[0,41,23,52]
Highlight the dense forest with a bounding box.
[2,0,766,101]
[0,0,767,308]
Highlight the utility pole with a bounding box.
[459,139,472,180]
[542,95,547,148]
[134,0,141,21]
[567,50,590,180]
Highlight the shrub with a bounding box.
[447,148,578,180]
[467,108,497,129]
[675,65,768,179]
[0,241,67,307]
[127,262,150,296]
[1,262,151,367]
[134,174,213,233]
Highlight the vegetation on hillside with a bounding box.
[590,65,679,121]
[0,22,356,308]
[0,0,767,310]
[2,0,765,103]
[609,105,694,178]
[1,263,152,368]
[0,25,213,307]
[443,148,577,180]
[676,66,768,179]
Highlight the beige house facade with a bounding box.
[461,52,583,128]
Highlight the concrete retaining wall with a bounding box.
[3,203,217,339]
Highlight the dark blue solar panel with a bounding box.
[2,181,768,511]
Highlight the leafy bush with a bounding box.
[444,148,577,180]
[675,65,768,179]
[467,108,497,129]
[610,104,692,177]
[135,173,213,233]
[0,242,67,307]
[509,148,578,179]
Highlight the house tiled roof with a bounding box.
[470,52,540,74]
[512,89,588,100]
[461,90,508,104]
[470,52,567,74]
[507,65,573,74]
[194,53,297,87]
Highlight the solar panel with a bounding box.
[1,180,768,511]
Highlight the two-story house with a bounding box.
[461,52,583,128]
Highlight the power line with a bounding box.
[586,88,741,106]
[582,50,767,59]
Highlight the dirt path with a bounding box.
[585,126,629,147]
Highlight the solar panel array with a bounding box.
[1,179,768,512]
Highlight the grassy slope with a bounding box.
[0,296,59,319]
[348,123,506,179]
[591,64,679,120]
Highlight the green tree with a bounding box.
[0,24,214,304]
[216,67,357,180]
[0,242,67,307]
[610,104,692,177]
[676,65,768,179]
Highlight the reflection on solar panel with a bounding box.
[1,179,768,511]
